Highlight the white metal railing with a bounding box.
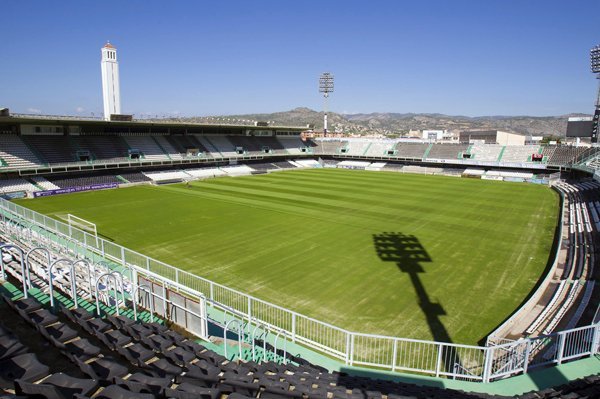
[0,197,598,383]
[0,220,210,340]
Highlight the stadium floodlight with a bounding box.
[319,72,334,136]
[591,45,600,144]
[591,45,600,74]
[592,45,600,106]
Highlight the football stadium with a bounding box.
[1,11,600,399]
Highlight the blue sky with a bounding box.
[1,0,598,117]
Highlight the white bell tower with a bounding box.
[100,42,121,120]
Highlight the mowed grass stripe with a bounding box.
[190,175,548,238]
[14,169,559,345]
[247,170,548,214]
[206,175,542,221]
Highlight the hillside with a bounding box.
[168,108,590,137]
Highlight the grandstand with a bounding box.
[117,172,153,184]
[314,139,347,155]
[277,136,313,155]
[153,136,184,161]
[0,135,41,169]
[47,174,122,189]
[164,135,211,158]
[468,144,504,162]
[123,136,172,161]
[500,145,541,163]
[340,140,372,156]
[0,178,39,195]
[426,143,469,160]
[204,136,238,157]
[547,146,589,166]
[2,116,597,175]
[363,141,393,157]
[392,142,429,159]
[0,114,599,397]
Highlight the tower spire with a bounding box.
[100,42,121,120]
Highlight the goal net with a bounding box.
[67,214,97,237]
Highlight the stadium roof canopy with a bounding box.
[0,114,308,135]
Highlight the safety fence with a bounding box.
[0,197,598,383]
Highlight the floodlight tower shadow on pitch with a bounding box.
[373,232,464,375]
[319,72,334,137]
[590,45,600,144]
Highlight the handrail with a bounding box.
[95,272,120,316]
[48,258,75,308]
[0,244,27,297]
[224,319,244,360]
[110,271,127,309]
[132,284,154,322]
[72,259,93,299]
[250,321,267,363]
[25,246,52,291]
[273,328,288,364]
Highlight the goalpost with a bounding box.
[67,214,98,241]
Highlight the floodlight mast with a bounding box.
[592,45,600,107]
[319,72,334,136]
[591,45,600,144]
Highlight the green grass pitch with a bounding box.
[15,169,559,345]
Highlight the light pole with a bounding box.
[591,45,600,144]
[319,72,334,137]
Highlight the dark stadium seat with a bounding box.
[83,317,113,335]
[124,322,155,340]
[164,345,196,366]
[1,293,43,313]
[0,333,28,361]
[49,335,101,361]
[142,333,172,352]
[97,329,133,351]
[0,352,50,383]
[164,383,221,399]
[219,372,261,397]
[227,393,256,399]
[145,357,184,378]
[197,349,227,366]
[86,384,156,399]
[176,335,206,356]
[20,307,59,328]
[59,303,95,324]
[43,323,79,343]
[116,342,155,366]
[114,372,172,396]
[106,314,136,330]
[146,321,169,334]
[161,329,188,346]
[175,361,220,386]
[15,373,99,399]
[75,357,129,385]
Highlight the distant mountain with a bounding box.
[171,108,590,137]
